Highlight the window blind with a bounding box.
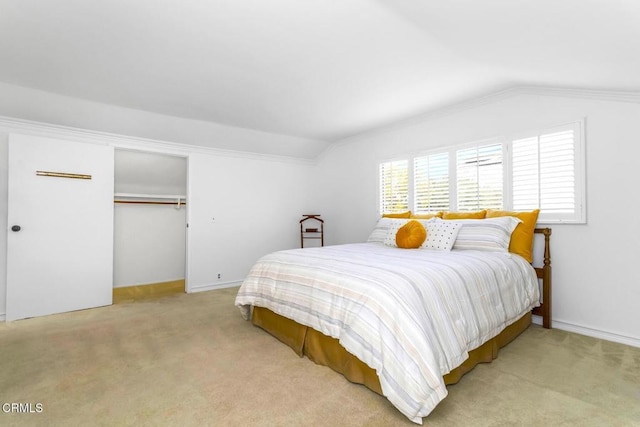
[377,120,584,223]
[512,124,581,222]
[456,143,503,211]
[414,152,449,213]
[379,160,409,214]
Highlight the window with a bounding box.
[456,142,503,211]
[414,152,449,213]
[379,160,408,214]
[378,120,585,223]
[510,122,584,223]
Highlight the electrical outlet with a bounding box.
[217,273,221,279]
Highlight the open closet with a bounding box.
[113,150,188,301]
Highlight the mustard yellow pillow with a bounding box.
[442,210,487,219]
[410,212,443,219]
[486,209,540,262]
[395,220,427,249]
[383,211,412,219]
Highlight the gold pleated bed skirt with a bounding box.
[252,307,532,393]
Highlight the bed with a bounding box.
[235,217,551,424]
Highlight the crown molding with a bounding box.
[518,85,640,103]
[0,115,317,166]
[330,85,640,148]
[3,84,638,163]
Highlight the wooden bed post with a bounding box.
[533,228,552,328]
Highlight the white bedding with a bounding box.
[235,242,540,424]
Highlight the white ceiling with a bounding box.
[1,0,639,146]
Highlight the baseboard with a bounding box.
[0,313,5,322]
[112,278,186,289]
[533,315,640,348]
[188,281,242,293]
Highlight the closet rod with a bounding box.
[114,200,186,206]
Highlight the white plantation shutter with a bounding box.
[379,160,409,214]
[377,120,584,223]
[512,122,584,222]
[512,136,540,209]
[456,142,503,211]
[540,130,576,213]
[414,153,449,213]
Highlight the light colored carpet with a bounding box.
[1,287,638,426]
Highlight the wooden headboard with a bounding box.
[532,228,552,328]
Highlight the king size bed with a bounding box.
[235,215,551,424]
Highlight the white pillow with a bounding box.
[383,219,410,247]
[367,217,395,243]
[422,220,462,251]
[451,216,522,252]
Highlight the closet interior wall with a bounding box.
[113,150,187,289]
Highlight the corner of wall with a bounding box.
[0,135,9,318]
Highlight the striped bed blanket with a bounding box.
[235,242,539,424]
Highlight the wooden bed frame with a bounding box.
[532,227,552,329]
[250,227,552,395]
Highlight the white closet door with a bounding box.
[6,134,114,321]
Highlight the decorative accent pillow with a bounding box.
[395,220,427,249]
[383,219,410,247]
[410,212,443,219]
[382,211,412,219]
[422,220,462,251]
[443,210,487,219]
[451,216,522,252]
[486,209,540,262]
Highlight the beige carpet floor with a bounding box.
[1,287,638,426]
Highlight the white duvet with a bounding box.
[235,243,540,424]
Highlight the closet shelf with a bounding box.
[114,193,186,200]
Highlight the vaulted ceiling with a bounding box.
[1,1,639,148]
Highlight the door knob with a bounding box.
[11,225,21,232]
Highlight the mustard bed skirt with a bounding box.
[252,307,532,393]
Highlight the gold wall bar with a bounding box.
[36,170,92,180]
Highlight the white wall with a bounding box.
[188,152,317,291]
[316,91,640,347]
[113,205,186,287]
[0,117,318,318]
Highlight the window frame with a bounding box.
[377,119,586,224]
[453,138,505,213]
[413,151,451,213]
[507,120,586,224]
[378,158,410,214]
